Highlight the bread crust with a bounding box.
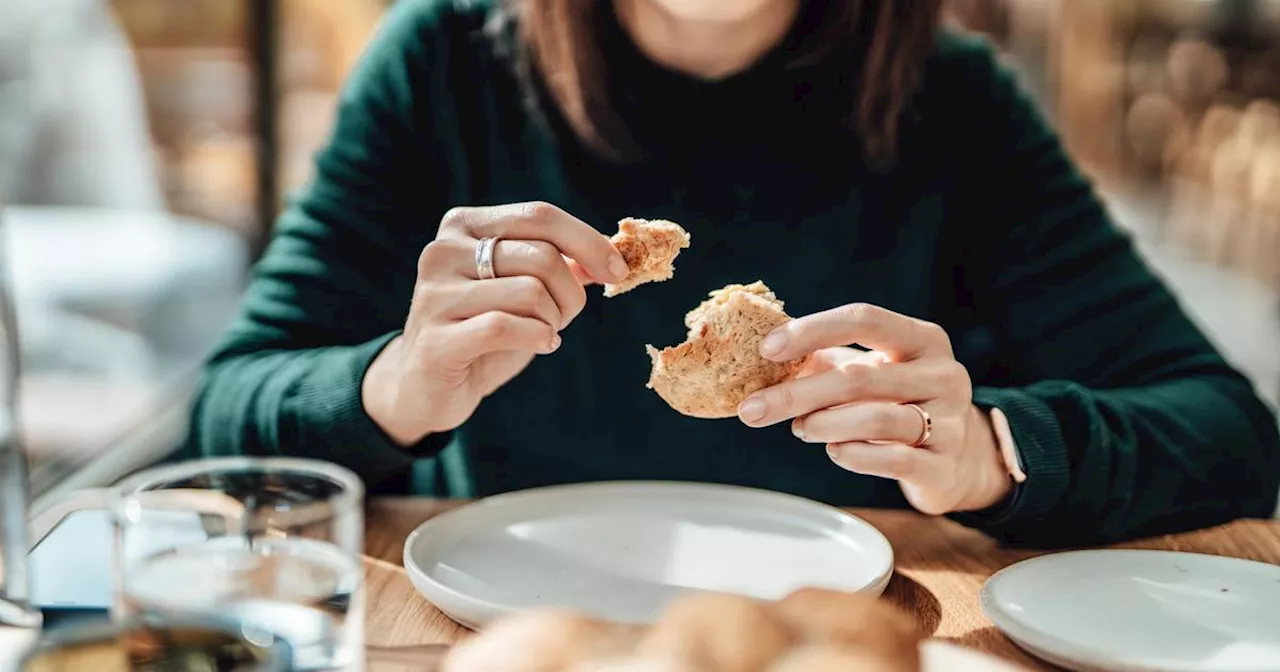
[646,282,806,418]
[603,218,691,298]
[441,588,924,672]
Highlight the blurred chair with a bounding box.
[7,206,247,464]
[0,0,164,210]
[1,0,250,470]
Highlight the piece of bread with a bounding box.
[645,282,806,418]
[636,593,796,672]
[603,218,691,297]
[571,656,705,672]
[442,610,636,672]
[775,588,922,668]
[767,645,916,672]
[440,587,925,672]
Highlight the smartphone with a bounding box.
[27,497,210,630]
[28,507,114,629]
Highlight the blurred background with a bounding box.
[1,0,1277,502]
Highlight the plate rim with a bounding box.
[402,480,895,625]
[980,548,1280,672]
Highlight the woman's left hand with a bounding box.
[736,303,1013,516]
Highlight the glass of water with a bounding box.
[19,613,293,672]
[111,457,366,672]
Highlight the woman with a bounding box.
[190,0,1280,546]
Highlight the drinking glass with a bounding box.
[112,457,366,672]
[0,193,41,632]
[18,613,293,672]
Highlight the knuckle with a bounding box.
[867,408,897,437]
[921,321,951,346]
[829,444,865,473]
[836,362,868,398]
[475,312,511,341]
[514,275,547,309]
[417,240,454,275]
[566,282,588,314]
[522,201,557,224]
[440,206,469,230]
[840,302,876,325]
[772,385,796,415]
[884,450,915,478]
[524,240,561,272]
[410,280,435,310]
[809,423,838,445]
[945,362,972,394]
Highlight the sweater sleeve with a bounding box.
[943,38,1280,545]
[187,1,456,487]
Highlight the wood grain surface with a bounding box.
[361,498,1280,670]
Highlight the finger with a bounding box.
[439,202,629,284]
[792,402,932,445]
[440,312,559,362]
[760,303,952,363]
[471,240,588,326]
[826,441,935,481]
[434,276,562,330]
[417,238,586,326]
[738,359,951,427]
[566,258,596,286]
[796,347,888,378]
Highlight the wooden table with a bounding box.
[360,498,1280,670]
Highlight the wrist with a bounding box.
[958,404,1015,512]
[361,336,430,447]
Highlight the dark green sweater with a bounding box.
[189,0,1280,546]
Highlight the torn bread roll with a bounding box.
[767,645,917,672]
[603,218,691,297]
[636,593,796,672]
[646,281,807,419]
[441,610,638,672]
[775,588,921,670]
[440,587,929,672]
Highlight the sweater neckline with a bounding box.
[596,0,849,150]
[599,1,802,101]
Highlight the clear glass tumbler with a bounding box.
[112,457,366,672]
[18,613,294,672]
[0,192,42,634]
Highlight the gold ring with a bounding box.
[904,403,932,448]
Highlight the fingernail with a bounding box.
[760,331,786,357]
[739,398,766,423]
[792,423,805,440]
[547,335,561,353]
[608,254,629,280]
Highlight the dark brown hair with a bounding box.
[512,0,943,166]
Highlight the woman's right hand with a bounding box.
[362,202,630,446]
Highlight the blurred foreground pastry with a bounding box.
[646,282,806,418]
[637,593,794,672]
[441,610,640,672]
[603,218,691,297]
[442,588,922,672]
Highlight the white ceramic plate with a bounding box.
[404,481,894,628]
[982,549,1280,672]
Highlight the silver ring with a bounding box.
[475,237,499,280]
[904,403,932,448]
